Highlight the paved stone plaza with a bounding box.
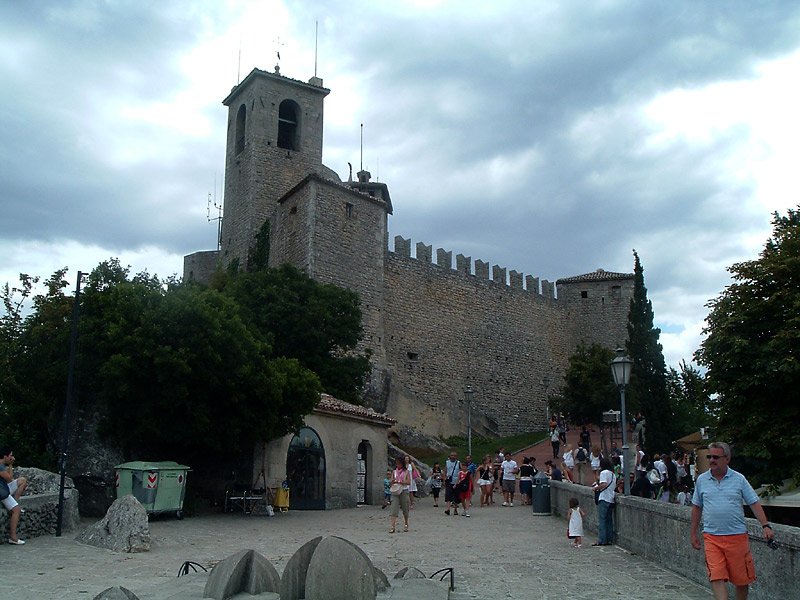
[3,500,714,599]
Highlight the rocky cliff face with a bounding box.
[64,409,125,517]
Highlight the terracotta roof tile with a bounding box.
[556,269,633,284]
[314,393,396,426]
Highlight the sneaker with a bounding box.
[502,502,508,507]
[509,502,514,507]
[8,539,25,545]
[576,544,582,548]
[464,513,470,517]
[444,510,450,515]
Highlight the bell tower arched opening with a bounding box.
[277,99,300,150]
[235,104,246,155]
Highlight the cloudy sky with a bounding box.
[2,1,799,369]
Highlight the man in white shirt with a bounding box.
[500,456,519,506]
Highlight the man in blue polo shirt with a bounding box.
[690,442,774,600]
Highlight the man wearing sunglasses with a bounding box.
[690,442,774,600]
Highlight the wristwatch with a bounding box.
[762,523,772,529]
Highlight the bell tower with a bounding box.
[218,68,331,271]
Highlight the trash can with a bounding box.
[115,461,191,519]
[531,471,551,515]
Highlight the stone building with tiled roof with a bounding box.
[185,67,634,442]
[255,393,395,509]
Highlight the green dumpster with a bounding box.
[115,461,191,519]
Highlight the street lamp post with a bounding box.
[610,348,633,496]
[541,376,551,427]
[464,385,474,457]
[57,270,85,536]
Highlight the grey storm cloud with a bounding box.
[3,0,800,365]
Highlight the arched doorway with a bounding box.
[286,427,326,510]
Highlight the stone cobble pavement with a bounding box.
[3,500,713,599]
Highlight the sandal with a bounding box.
[389,526,396,534]
[403,524,409,532]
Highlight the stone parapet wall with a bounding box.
[549,481,799,600]
[0,489,80,541]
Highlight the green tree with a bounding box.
[626,250,672,455]
[89,280,320,462]
[666,361,715,439]
[696,207,800,486]
[1,259,327,466]
[559,342,616,426]
[0,269,72,467]
[223,264,371,403]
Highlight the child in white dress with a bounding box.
[567,497,586,548]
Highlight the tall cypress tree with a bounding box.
[626,250,672,455]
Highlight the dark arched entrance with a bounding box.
[286,427,326,510]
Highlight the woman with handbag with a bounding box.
[389,456,411,534]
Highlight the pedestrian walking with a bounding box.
[550,426,561,459]
[567,497,586,548]
[477,455,494,507]
[500,454,519,506]
[690,442,774,600]
[444,452,461,515]
[429,462,443,507]
[389,457,411,534]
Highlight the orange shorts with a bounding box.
[703,533,756,586]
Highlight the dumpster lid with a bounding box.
[115,461,190,470]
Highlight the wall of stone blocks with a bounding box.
[558,278,634,351]
[381,251,572,437]
[183,250,220,284]
[272,178,389,362]
[0,490,80,541]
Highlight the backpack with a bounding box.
[576,448,588,463]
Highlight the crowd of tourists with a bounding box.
[383,423,775,599]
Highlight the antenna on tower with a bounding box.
[237,37,242,84]
[314,20,319,77]
[360,123,364,173]
[207,174,223,251]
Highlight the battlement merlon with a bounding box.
[394,236,411,257]
[417,242,432,263]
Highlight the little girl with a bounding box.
[567,497,586,548]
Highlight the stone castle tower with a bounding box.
[185,67,634,438]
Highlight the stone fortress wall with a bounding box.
[380,236,632,437]
[184,67,635,437]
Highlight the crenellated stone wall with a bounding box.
[383,239,569,437]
